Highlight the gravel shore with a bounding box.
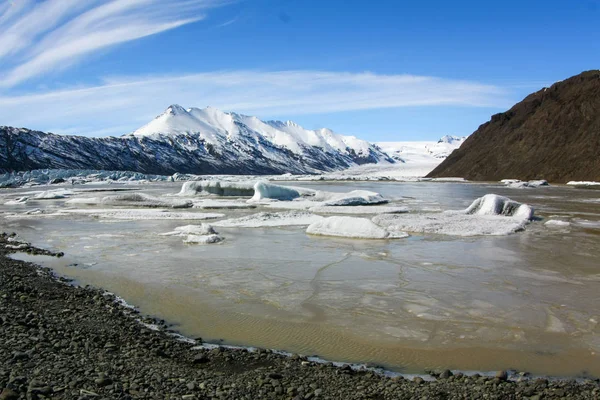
[1,232,599,399]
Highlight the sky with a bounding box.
[0,0,598,141]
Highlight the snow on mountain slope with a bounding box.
[377,135,466,164]
[1,106,394,175]
[132,105,381,161]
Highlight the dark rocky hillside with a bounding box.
[427,70,600,183]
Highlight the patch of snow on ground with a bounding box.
[306,216,408,239]
[213,211,324,227]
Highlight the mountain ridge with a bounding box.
[0,106,394,175]
[427,70,600,183]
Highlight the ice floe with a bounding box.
[33,189,74,199]
[567,181,600,187]
[192,199,257,209]
[160,224,224,244]
[183,234,224,244]
[47,209,224,221]
[501,179,549,188]
[101,193,192,208]
[4,196,28,205]
[306,216,408,239]
[161,224,218,236]
[313,190,387,206]
[308,205,409,215]
[250,181,304,201]
[545,220,571,227]
[213,211,323,227]
[178,181,255,197]
[373,194,535,236]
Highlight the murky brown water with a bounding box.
[2,181,600,376]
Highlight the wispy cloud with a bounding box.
[0,70,512,137]
[0,0,229,87]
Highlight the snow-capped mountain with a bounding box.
[377,135,466,164]
[0,105,394,175]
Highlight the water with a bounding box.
[2,181,600,377]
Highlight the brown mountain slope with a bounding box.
[427,70,600,183]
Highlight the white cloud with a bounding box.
[0,0,228,87]
[0,70,511,137]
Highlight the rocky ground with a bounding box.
[1,233,599,399]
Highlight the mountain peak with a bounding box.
[165,104,188,116]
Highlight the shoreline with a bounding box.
[1,233,599,399]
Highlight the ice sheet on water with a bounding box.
[101,193,192,208]
[373,194,534,236]
[4,196,28,205]
[313,190,387,206]
[306,216,408,239]
[178,181,255,197]
[567,181,600,187]
[33,189,74,199]
[183,234,224,244]
[54,209,224,221]
[250,181,308,201]
[308,205,409,215]
[192,199,256,209]
[161,224,218,236]
[545,220,571,227]
[213,211,323,227]
[501,179,549,189]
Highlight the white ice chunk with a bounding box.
[567,181,600,186]
[306,216,408,239]
[545,220,571,227]
[313,190,387,206]
[250,181,303,201]
[504,179,549,188]
[464,194,534,220]
[57,208,224,220]
[33,189,74,199]
[309,205,409,215]
[183,234,224,244]
[178,181,255,197]
[65,197,103,205]
[214,211,323,227]
[192,199,256,209]
[4,196,28,205]
[161,224,218,236]
[101,193,192,208]
[373,194,534,236]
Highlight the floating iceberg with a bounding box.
[502,179,549,189]
[160,224,224,244]
[101,193,192,208]
[545,220,570,227]
[313,190,387,206]
[214,211,323,227]
[373,194,535,236]
[306,216,408,239]
[464,194,534,220]
[179,181,255,197]
[192,199,257,209]
[4,196,28,205]
[161,224,218,236]
[183,234,224,244]
[33,189,74,199]
[250,181,303,201]
[567,181,600,187]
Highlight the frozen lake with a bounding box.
[2,180,599,377]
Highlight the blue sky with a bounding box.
[0,0,598,141]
